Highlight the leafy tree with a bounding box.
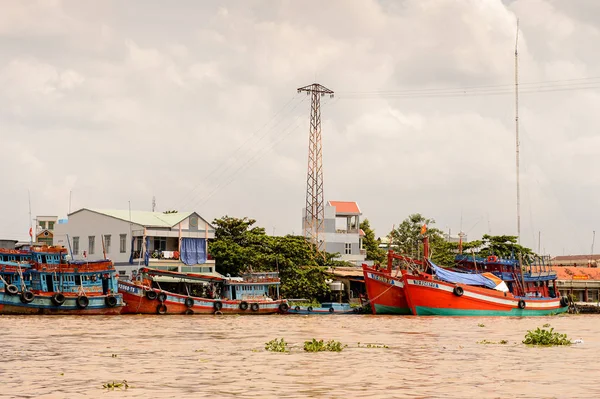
[360,219,386,264]
[389,213,450,264]
[472,235,536,262]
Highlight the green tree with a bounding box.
[389,213,452,264]
[360,219,386,264]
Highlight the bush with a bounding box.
[523,327,571,346]
[303,339,347,352]
[265,338,288,352]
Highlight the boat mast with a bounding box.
[514,19,521,245]
[28,190,33,245]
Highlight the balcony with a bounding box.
[335,228,360,234]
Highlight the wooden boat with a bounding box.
[286,302,357,315]
[119,267,289,315]
[361,251,423,315]
[401,237,568,316]
[0,246,123,315]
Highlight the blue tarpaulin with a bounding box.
[180,238,207,265]
[429,260,497,289]
[144,237,150,266]
[128,236,135,265]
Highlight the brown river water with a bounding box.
[1,314,599,399]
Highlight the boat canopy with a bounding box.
[430,261,508,292]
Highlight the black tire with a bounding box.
[6,284,18,295]
[76,295,89,309]
[214,301,223,311]
[518,299,526,309]
[145,290,158,300]
[250,303,259,312]
[184,308,194,315]
[294,306,300,312]
[239,301,249,311]
[560,297,569,307]
[453,286,464,297]
[279,303,289,312]
[20,290,35,303]
[184,297,194,308]
[329,307,334,313]
[307,306,313,312]
[51,293,66,306]
[157,292,167,302]
[105,295,118,307]
[157,303,167,315]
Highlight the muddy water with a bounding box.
[1,314,598,398]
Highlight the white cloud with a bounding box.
[0,0,599,255]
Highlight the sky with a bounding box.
[1,0,599,256]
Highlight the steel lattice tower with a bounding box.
[298,83,334,256]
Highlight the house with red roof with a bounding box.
[303,200,366,265]
[554,266,600,302]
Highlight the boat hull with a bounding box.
[0,292,123,315]
[119,281,287,315]
[403,274,567,316]
[362,265,410,315]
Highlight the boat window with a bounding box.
[75,275,81,285]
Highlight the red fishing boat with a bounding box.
[361,251,424,315]
[401,237,568,316]
[119,267,289,315]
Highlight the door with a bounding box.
[45,274,54,292]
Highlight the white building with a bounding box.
[53,208,215,278]
[303,200,366,265]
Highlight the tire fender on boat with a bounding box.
[51,293,66,306]
[560,297,569,307]
[250,303,259,312]
[239,301,249,311]
[76,295,89,309]
[184,297,194,308]
[453,286,464,297]
[294,306,301,312]
[157,303,167,315]
[329,307,334,313]
[307,306,313,312]
[105,295,118,307]
[518,299,526,309]
[145,290,158,300]
[279,303,289,312]
[157,292,167,302]
[214,301,223,311]
[5,284,18,295]
[20,290,35,303]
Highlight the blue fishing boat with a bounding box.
[287,302,357,315]
[0,246,124,315]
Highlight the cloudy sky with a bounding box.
[1,0,599,256]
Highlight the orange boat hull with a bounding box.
[362,265,410,315]
[402,273,567,316]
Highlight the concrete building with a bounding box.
[53,208,215,278]
[554,266,600,303]
[35,215,58,246]
[303,200,366,264]
[0,239,18,250]
[551,254,600,268]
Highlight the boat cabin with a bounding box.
[223,272,281,301]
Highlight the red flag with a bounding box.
[83,250,87,258]
[29,227,33,238]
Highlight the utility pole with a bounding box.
[298,83,334,258]
[514,19,521,245]
[152,196,156,212]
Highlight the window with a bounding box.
[73,237,79,255]
[345,243,352,255]
[48,221,55,230]
[120,234,127,253]
[119,270,126,276]
[39,221,46,229]
[154,237,166,252]
[89,236,95,255]
[104,235,111,254]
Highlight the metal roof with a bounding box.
[71,208,196,228]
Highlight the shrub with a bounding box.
[523,327,571,346]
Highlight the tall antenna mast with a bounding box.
[28,190,33,245]
[515,19,521,245]
[298,83,334,258]
[152,196,156,212]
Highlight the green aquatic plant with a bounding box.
[357,342,389,349]
[265,338,288,352]
[102,380,129,390]
[543,323,551,327]
[478,323,485,327]
[477,339,509,345]
[523,327,571,346]
[303,339,347,352]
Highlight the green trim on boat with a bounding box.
[374,304,412,315]
[414,306,569,316]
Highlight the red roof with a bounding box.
[328,201,361,215]
[554,267,600,281]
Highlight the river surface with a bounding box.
[1,314,598,398]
